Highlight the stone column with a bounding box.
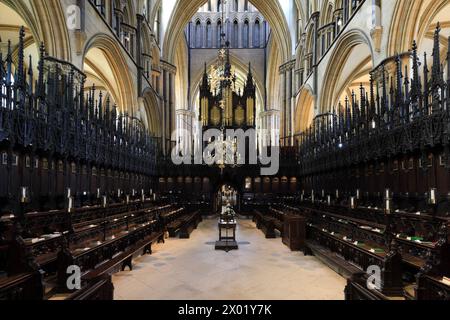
[249,20,254,48]
[212,22,217,48]
[238,21,243,48]
[279,64,287,146]
[161,68,167,155]
[312,12,320,110]
[169,72,176,140]
[289,62,295,146]
[204,24,208,48]
[286,66,291,146]
[161,61,177,157]
[136,14,144,96]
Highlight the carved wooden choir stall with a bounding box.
[290,24,450,300]
[0,28,204,300]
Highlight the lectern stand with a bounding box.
[215,207,239,252]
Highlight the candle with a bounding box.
[118,189,121,197]
[153,194,156,201]
[386,199,391,213]
[132,189,136,197]
[67,188,71,198]
[328,195,331,206]
[430,188,436,204]
[103,196,107,208]
[97,188,101,199]
[322,190,325,198]
[68,197,73,213]
[20,187,28,203]
[356,189,360,200]
[350,197,355,209]
[311,193,315,203]
[126,195,130,204]
[385,189,390,199]
[150,189,153,195]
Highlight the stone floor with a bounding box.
[112,217,346,300]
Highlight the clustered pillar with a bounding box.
[279,60,296,146]
[161,62,177,157]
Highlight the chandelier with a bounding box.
[215,136,242,169]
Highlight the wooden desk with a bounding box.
[218,220,237,241]
[282,214,306,251]
[216,220,238,251]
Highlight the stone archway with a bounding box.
[388,0,450,57]
[319,29,374,112]
[0,0,71,61]
[295,84,315,134]
[141,87,163,137]
[162,0,292,64]
[82,33,137,113]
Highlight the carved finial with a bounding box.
[17,26,26,86]
[28,55,33,77]
[432,23,441,77]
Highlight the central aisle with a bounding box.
[113,217,346,300]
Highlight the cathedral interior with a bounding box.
[0,0,449,302]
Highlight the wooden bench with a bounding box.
[253,210,276,239]
[345,276,391,300]
[305,240,365,280]
[167,219,185,237]
[268,207,285,236]
[83,230,164,282]
[66,275,114,300]
[179,211,202,239]
[0,272,44,300]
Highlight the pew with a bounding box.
[166,209,202,238]
[297,201,449,276]
[253,210,277,239]
[344,276,391,301]
[66,275,114,301]
[83,229,164,280]
[0,200,179,300]
[0,272,44,300]
[56,216,162,290]
[267,207,285,236]
[179,211,202,239]
[274,197,449,299]
[415,275,450,300]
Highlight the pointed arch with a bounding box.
[141,87,162,137]
[0,0,71,61]
[295,84,315,134]
[82,33,137,114]
[319,29,374,112]
[388,0,450,56]
[163,0,291,63]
